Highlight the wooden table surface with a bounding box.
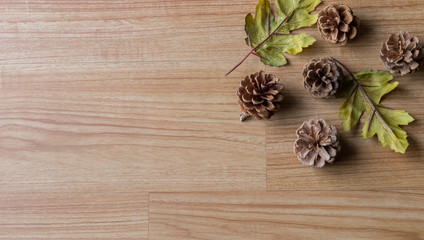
[1,0,423,239]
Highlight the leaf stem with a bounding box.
[225,10,294,76]
[330,57,395,136]
[367,110,376,133]
[267,12,270,36]
[274,33,298,36]
[248,34,268,61]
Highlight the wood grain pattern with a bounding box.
[1,0,424,238]
[0,61,266,193]
[0,0,255,64]
[149,191,424,240]
[0,192,148,239]
[266,0,424,190]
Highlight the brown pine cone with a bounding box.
[302,58,343,98]
[237,71,284,121]
[317,3,360,45]
[294,119,341,168]
[380,31,424,76]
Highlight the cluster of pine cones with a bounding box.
[317,3,424,76]
[236,2,423,168]
[236,70,341,168]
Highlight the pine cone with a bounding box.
[294,119,341,168]
[317,3,360,45]
[302,58,343,98]
[237,71,284,121]
[380,31,424,76]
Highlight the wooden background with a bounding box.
[1,0,423,239]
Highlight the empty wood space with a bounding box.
[0,0,423,239]
[1,192,148,239]
[149,191,424,240]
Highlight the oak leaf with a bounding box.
[245,0,321,66]
[336,68,414,154]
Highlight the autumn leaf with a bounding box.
[225,0,321,76]
[245,0,321,67]
[334,59,414,154]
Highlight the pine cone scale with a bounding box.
[341,10,353,24]
[252,96,263,105]
[237,88,245,96]
[337,31,347,43]
[241,94,251,103]
[409,61,420,69]
[348,25,357,39]
[339,21,349,32]
[274,94,283,102]
[261,94,273,101]
[243,84,251,94]
[318,148,331,161]
[265,101,275,110]
[241,101,254,110]
[265,89,279,95]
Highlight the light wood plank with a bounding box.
[0,192,148,239]
[149,191,424,240]
[0,60,266,193]
[1,0,424,65]
[0,0,255,64]
[1,0,424,238]
[266,0,424,190]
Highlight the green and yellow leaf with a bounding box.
[245,0,321,66]
[336,69,414,154]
